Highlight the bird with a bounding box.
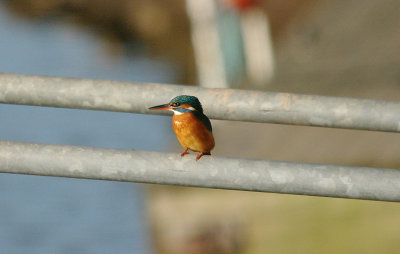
[149,95,215,160]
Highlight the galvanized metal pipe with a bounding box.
[0,141,399,202]
[1,73,400,132]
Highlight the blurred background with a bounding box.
[1,0,400,253]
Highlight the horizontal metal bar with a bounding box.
[0,140,399,202]
[0,73,400,132]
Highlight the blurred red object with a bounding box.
[224,0,258,11]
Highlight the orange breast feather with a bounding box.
[172,113,215,153]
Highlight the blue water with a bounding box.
[0,3,176,253]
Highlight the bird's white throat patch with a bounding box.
[170,107,196,115]
[170,109,183,115]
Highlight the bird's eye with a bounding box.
[172,102,180,107]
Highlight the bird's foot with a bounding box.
[181,148,189,157]
[196,152,210,161]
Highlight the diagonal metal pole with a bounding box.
[0,140,399,202]
[1,73,400,132]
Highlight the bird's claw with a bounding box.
[181,148,189,157]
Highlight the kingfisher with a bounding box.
[149,95,215,160]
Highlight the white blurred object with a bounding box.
[241,7,275,86]
[186,0,275,88]
[186,0,228,88]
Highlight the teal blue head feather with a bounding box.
[170,95,203,113]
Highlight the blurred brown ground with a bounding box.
[6,0,400,253]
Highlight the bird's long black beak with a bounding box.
[148,104,170,110]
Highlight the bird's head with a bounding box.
[149,95,203,114]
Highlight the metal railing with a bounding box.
[1,73,400,202]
